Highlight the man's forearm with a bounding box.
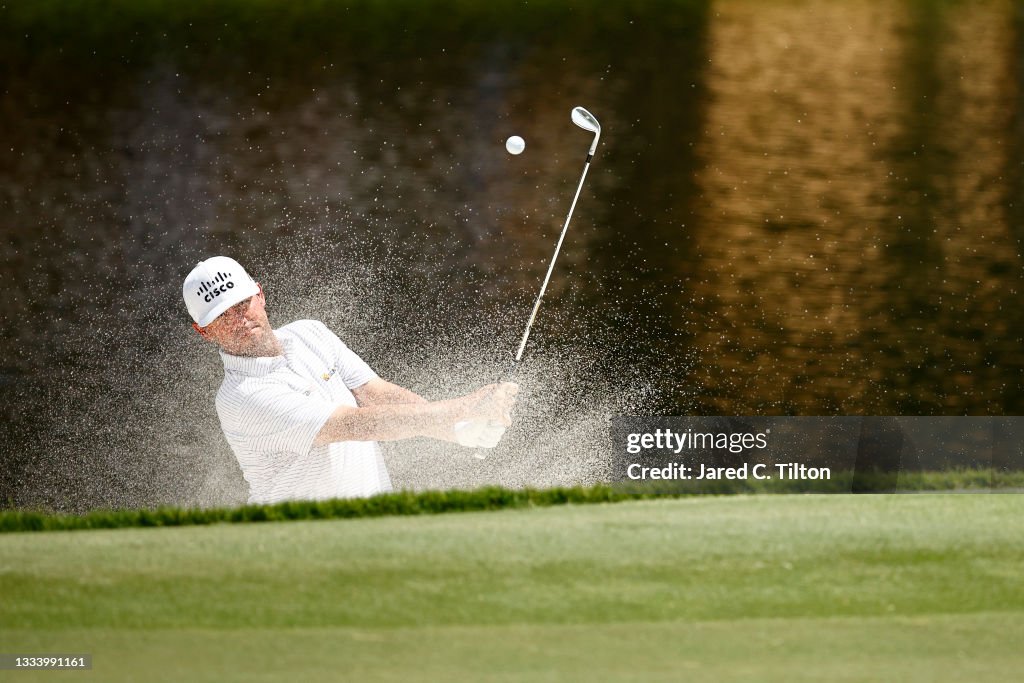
[314,382,517,448]
[351,378,428,407]
[313,400,460,446]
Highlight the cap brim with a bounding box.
[196,281,261,327]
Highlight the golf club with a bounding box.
[459,107,602,457]
[510,105,601,373]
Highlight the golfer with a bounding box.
[184,255,518,504]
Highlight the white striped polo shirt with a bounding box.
[215,319,393,504]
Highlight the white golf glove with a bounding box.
[477,420,507,448]
[453,419,507,449]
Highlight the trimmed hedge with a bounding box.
[0,485,628,534]
[1,469,1021,534]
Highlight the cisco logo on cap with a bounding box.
[197,271,237,302]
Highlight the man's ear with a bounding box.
[257,282,265,302]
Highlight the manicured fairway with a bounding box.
[2,495,1022,681]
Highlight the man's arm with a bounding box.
[313,382,516,447]
[351,378,428,407]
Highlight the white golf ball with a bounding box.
[505,135,525,155]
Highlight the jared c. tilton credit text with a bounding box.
[623,428,831,481]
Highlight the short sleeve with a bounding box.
[307,320,378,390]
[334,341,377,389]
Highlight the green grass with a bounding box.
[4,469,1022,533]
[2,495,1023,681]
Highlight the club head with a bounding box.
[571,106,601,156]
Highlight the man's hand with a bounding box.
[461,382,518,425]
[451,382,518,449]
[452,419,507,448]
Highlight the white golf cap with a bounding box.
[183,256,261,327]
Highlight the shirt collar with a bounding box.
[219,335,293,377]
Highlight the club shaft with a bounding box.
[512,155,593,366]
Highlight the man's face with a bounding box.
[195,288,278,357]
